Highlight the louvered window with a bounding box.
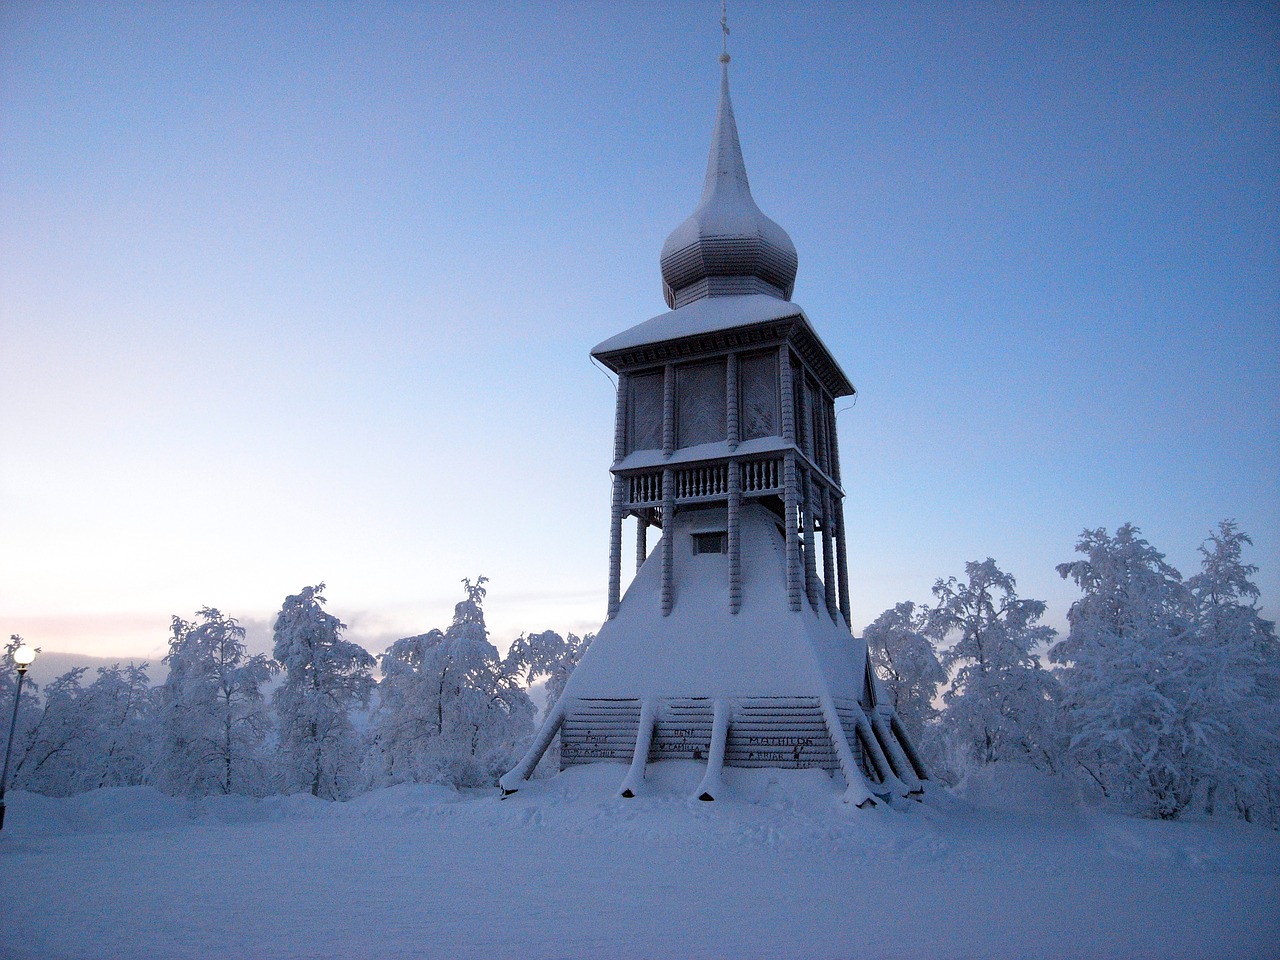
[676,360,726,448]
[628,371,663,453]
[739,352,779,440]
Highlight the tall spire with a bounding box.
[659,43,798,310]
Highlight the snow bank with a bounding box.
[2,770,1276,960]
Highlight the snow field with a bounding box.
[1,763,1277,960]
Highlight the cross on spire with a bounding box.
[720,0,730,63]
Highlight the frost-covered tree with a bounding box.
[1182,522,1280,825]
[502,628,593,776]
[1051,524,1195,818]
[505,629,594,719]
[273,585,374,799]
[366,578,535,789]
[0,638,42,789]
[928,559,1060,772]
[78,663,156,791]
[158,608,277,797]
[863,602,945,749]
[10,667,91,796]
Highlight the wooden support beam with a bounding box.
[619,699,657,798]
[613,371,629,462]
[823,486,838,621]
[662,363,675,457]
[694,699,731,802]
[835,496,852,624]
[871,709,924,795]
[635,514,647,574]
[855,709,911,799]
[661,467,675,616]
[608,475,624,619]
[820,696,876,807]
[783,452,801,612]
[498,698,568,794]
[726,351,739,451]
[802,470,820,610]
[779,344,795,445]
[728,459,742,615]
[891,712,931,783]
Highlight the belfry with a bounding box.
[502,48,927,806]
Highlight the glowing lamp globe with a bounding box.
[13,646,35,667]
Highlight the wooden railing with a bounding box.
[625,457,783,508]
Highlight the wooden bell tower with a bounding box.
[502,54,929,806]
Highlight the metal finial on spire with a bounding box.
[720,0,730,63]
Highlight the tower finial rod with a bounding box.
[720,0,730,63]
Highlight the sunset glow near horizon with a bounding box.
[2,2,1276,669]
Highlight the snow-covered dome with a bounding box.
[660,60,799,310]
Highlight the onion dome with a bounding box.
[660,59,798,309]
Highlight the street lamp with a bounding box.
[0,644,36,831]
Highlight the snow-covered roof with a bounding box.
[591,293,803,356]
[591,293,856,399]
[658,61,798,309]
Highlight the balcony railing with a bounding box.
[625,456,783,508]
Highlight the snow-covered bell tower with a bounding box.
[502,53,928,806]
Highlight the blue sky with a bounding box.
[2,1,1276,663]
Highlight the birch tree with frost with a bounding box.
[863,602,945,749]
[366,578,534,788]
[928,559,1061,772]
[273,585,374,799]
[158,609,276,797]
[1051,524,1194,818]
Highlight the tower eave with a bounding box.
[591,294,855,399]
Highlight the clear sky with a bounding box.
[2,1,1277,667]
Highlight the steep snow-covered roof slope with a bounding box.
[591,293,804,356]
[561,504,865,701]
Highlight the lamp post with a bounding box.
[0,644,36,831]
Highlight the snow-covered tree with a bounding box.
[502,628,593,777]
[505,629,594,719]
[1182,522,1280,825]
[366,578,535,789]
[10,667,91,796]
[1051,524,1195,818]
[78,662,156,791]
[158,608,277,797]
[863,602,945,749]
[0,637,42,791]
[928,559,1060,772]
[273,585,374,799]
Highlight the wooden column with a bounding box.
[835,496,852,624]
[607,373,629,620]
[662,363,675,456]
[608,476,624,619]
[823,486,838,621]
[779,345,795,444]
[614,372,629,461]
[783,451,801,612]
[794,366,809,457]
[661,467,675,616]
[635,514,647,574]
[728,459,741,614]
[802,469,820,610]
[726,352,739,451]
[827,399,843,484]
[827,396,852,622]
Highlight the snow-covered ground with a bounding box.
[2,763,1276,960]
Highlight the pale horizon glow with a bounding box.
[2,2,1276,671]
